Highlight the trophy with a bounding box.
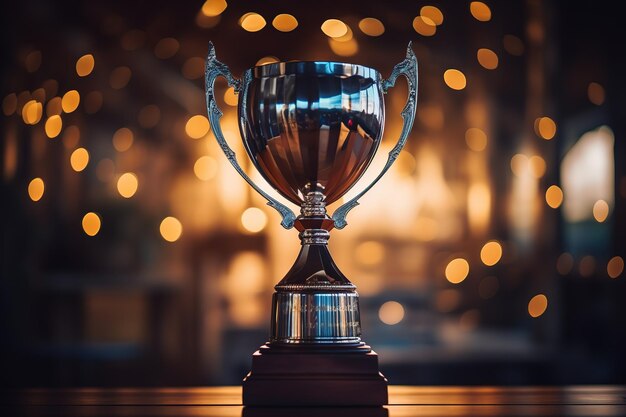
[205,42,418,406]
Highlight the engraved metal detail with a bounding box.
[301,191,327,217]
[299,229,330,245]
[204,42,297,229]
[332,42,419,229]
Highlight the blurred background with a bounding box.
[1,0,625,387]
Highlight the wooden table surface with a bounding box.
[5,386,626,416]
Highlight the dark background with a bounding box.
[1,0,625,387]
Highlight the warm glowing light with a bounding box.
[321,19,348,38]
[592,199,609,222]
[61,90,80,113]
[117,172,138,198]
[556,253,574,275]
[334,25,354,42]
[224,87,238,106]
[480,241,503,266]
[588,82,605,105]
[70,148,89,172]
[607,256,624,279]
[154,37,180,59]
[465,127,487,151]
[421,6,444,25]
[109,66,132,89]
[445,258,470,284]
[185,115,210,139]
[2,93,17,115]
[418,104,444,130]
[46,96,62,116]
[545,185,563,208]
[240,12,266,32]
[76,54,95,77]
[201,0,227,17]
[412,16,436,36]
[378,301,405,325]
[196,11,221,29]
[470,1,492,21]
[503,34,524,56]
[240,207,268,233]
[28,178,45,202]
[358,18,385,36]
[112,127,134,152]
[355,241,385,266]
[194,156,218,181]
[160,217,183,242]
[82,212,101,236]
[272,14,298,32]
[477,48,499,69]
[256,57,279,66]
[44,115,62,138]
[415,217,438,241]
[22,100,43,124]
[528,294,548,318]
[328,38,358,57]
[528,155,546,178]
[536,116,557,140]
[443,69,466,90]
[510,153,529,177]
[467,183,491,234]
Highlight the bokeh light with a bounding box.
[201,0,227,17]
[355,241,385,266]
[117,173,139,198]
[70,148,89,172]
[588,82,605,105]
[185,115,210,139]
[444,69,467,90]
[465,127,487,151]
[194,156,218,181]
[536,116,557,140]
[321,19,348,38]
[224,87,238,106]
[160,216,183,242]
[44,115,62,138]
[445,258,470,284]
[76,54,95,77]
[470,1,492,21]
[358,18,385,36]
[28,178,45,202]
[61,90,80,113]
[22,100,42,124]
[272,14,298,32]
[240,207,268,233]
[477,48,499,69]
[112,127,134,152]
[545,185,564,208]
[421,6,444,25]
[528,294,548,318]
[607,256,624,279]
[412,16,436,36]
[378,301,405,325]
[82,212,101,236]
[240,12,266,32]
[592,199,609,222]
[480,241,503,266]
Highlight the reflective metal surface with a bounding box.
[239,61,384,205]
[271,291,361,344]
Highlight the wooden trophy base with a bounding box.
[242,343,388,406]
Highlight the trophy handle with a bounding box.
[331,42,418,229]
[205,42,297,229]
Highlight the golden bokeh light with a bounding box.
[76,54,95,77]
[358,17,385,36]
[465,127,487,151]
[355,241,385,266]
[421,6,444,25]
[28,178,45,202]
[480,241,503,266]
[46,96,62,116]
[154,37,180,59]
[224,87,238,106]
[443,69,467,90]
[536,116,557,140]
[117,172,139,198]
[109,66,132,89]
[329,38,358,57]
[240,12,266,32]
[240,207,268,233]
[528,294,548,318]
[44,115,62,138]
[445,258,470,284]
[470,1,492,21]
[194,155,218,181]
[70,147,90,172]
[588,82,605,105]
[592,199,609,222]
[3,93,17,116]
[196,11,221,29]
[545,185,564,209]
[334,25,354,42]
[414,217,438,241]
[412,16,436,36]
[112,127,134,152]
[607,256,624,279]
[528,155,546,178]
[256,56,279,66]
[32,87,46,103]
[378,301,405,325]
[82,212,101,237]
[321,19,348,38]
[272,14,298,32]
[185,115,210,139]
[510,153,529,177]
[22,100,43,124]
[477,48,499,69]
[61,90,80,113]
[503,34,524,56]
[579,255,596,277]
[160,216,183,242]
[201,0,227,17]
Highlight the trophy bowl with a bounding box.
[205,42,418,406]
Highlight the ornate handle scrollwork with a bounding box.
[205,42,297,229]
[331,42,419,229]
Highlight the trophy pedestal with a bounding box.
[243,344,388,406]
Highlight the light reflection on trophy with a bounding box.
[205,42,417,406]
